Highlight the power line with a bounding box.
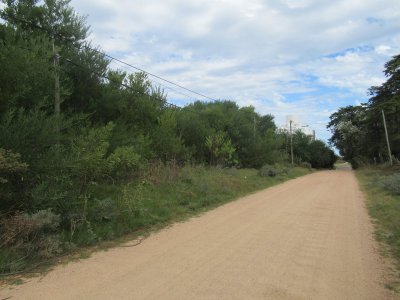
[0,14,206,113]
[61,57,201,114]
[109,58,200,103]
[90,47,218,102]
[0,34,204,116]
[0,13,218,103]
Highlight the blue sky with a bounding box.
[70,0,400,144]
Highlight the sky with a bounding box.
[70,0,400,143]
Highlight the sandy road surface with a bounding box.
[1,170,394,299]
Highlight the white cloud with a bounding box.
[70,0,400,143]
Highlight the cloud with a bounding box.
[70,0,400,144]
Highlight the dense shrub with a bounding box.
[0,209,62,272]
[0,148,28,183]
[351,156,369,169]
[300,162,312,169]
[107,146,141,179]
[309,140,336,169]
[259,164,278,177]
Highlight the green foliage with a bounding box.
[177,101,285,168]
[205,131,236,166]
[107,146,141,179]
[0,209,61,272]
[258,164,278,177]
[328,106,367,168]
[258,164,291,178]
[287,130,336,169]
[0,0,323,275]
[309,140,336,169]
[292,130,312,163]
[0,26,54,115]
[300,162,312,169]
[329,54,400,166]
[379,174,400,195]
[356,168,400,290]
[0,109,71,165]
[152,110,187,162]
[0,148,28,184]
[0,109,76,212]
[71,122,114,182]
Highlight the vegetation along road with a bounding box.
[1,169,394,300]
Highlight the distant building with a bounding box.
[277,115,315,141]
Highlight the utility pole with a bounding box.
[253,115,256,142]
[53,39,60,116]
[290,120,294,165]
[381,109,393,166]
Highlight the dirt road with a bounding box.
[1,170,394,299]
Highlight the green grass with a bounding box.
[355,166,400,291]
[0,165,311,280]
[82,165,311,245]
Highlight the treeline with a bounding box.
[0,0,335,272]
[328,54,400,168]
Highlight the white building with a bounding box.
[278,115,315,140]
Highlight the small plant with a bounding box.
[118,183,147,217]
[259,164,278,177]
[0,148,28,184]
[0,209,62,273]
[379,174,400,195]
[107,146,141,179]
[300,162,312,170]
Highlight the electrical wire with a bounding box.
[0,13,218,103]
[61,56,182,111]
[109,58,200,104]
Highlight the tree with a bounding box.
[0,25,54,115]
[329,53,400,167]
[1,0,89,43]
[368,54,400,159]
[1,0,110,115]
[309,140,336,169]
[205,131,236,166]
[327,105,367,167]
[152,110,187,162]
[292,130,312,163]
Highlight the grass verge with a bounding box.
[355,166,400,291]
[0,165,311,281]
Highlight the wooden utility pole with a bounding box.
[253,115,256,142]
[381,109,393,166]
[53,39,60,116]
[290,120,294,165]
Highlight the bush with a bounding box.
[259,164,278,177]
[300,162,312,169]
[0,148,29,212]
[71,122,115,182]
[380,174,400,195]
[308,140,336,169]
[0,209,62,273]
[351,156,369,170]
[0,148,28,183]
[107,146,141,179]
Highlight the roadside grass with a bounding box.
[0,165,311,281]
[77,165,312,247]
[355,165,400,291]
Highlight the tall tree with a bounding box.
[368,54,400,159]
[328,53,400,167]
